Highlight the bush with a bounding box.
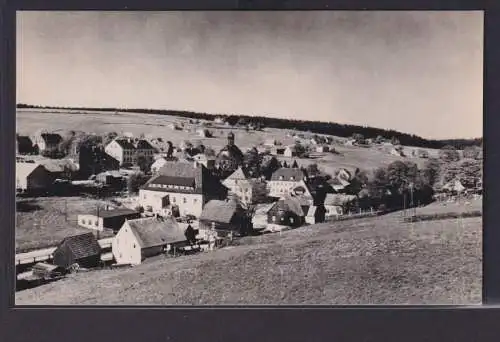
[403,210,482,222]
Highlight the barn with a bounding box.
[52,232,102,269]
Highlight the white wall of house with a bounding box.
[77,214,104,231]
[105,141,128,165]
[325,205,343,217]
[112,223,142,265]
[139,189,205,217]
[252,215,268,229]
[268,180,305,197]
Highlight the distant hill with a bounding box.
[17,104,482,150]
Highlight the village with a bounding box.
[14,112,483,291]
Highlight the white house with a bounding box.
[324,194,358,218]
[104,138,137,166]
[267,168,308,198]
[251,202,275,229]
[390,146,405,157]
[284,145,298,157]
[315,145,329,153]
[193,153,216,170]
[31,132,62,154]
[222,167,268,205]
[112,216,187,265]
[138,161,227,218]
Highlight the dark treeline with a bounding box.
[17,104,482,149]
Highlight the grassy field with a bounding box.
[414,198,482,216]
[16,109,438,172]
[16,196,114,253]
[16,210,481,305]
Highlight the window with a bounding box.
[183,197,187,204]
[81,219,86,224]
[290,217,294,224]
[133,243,136,249]
[95,221,98,226]
[193,198,197,204]
[143,194,147,199]
[245,188,249,193]
[272,216,276,222]
[279,176,284,180]
[172,197,176,203]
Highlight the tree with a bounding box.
[137,155,152,173]
[294,142,307,158]
[439,145,460,162]
[127,172,149,194]
[283,161,288,168]
[352,133,364,142]
[306,163,320,177]
[204,147,216,157]
[166,141,174,159]
[243,147,261,176]
[292,160,299,168]
[421,158,441,189]
[391,136,400,146]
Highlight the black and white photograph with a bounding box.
[15,11,483,305]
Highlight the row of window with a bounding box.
[142,193,198,205]
[150,183,193,190]
[81,219,99,226]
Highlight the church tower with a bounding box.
[227,132,235,146]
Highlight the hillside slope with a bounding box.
[16,212,481,305]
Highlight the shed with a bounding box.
[266,196,306,231]
[52,232,102,269]
[324,194,358,217]
[77,208,141,232]
[32,263,66,279]
[199,199,252,237]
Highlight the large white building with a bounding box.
[138,161,227,218]
[267,168,308,198]
[104,138,156,166]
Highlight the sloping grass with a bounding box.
[16,213,481,305]
[16,196,114,253]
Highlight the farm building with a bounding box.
[441,179,466,194]
[417,149,429,158]
[327,177,351,194]
[40,159,79,180]
[16,135,35,155]
[271,147,286,156]
[105,138,137,166]
[315,145,329,153]
[257,145,271,154]
[266,196,306,232]
[95,170,124,187]
[214,116,225,125]
[197,128,212,138]
[139,161,227,217]
[31,132,62,154]
[390,146,405,157]
[267,167,308,198]
[251,202,275,229]
[264,139,280,146]
[168,123,182,130]
[222,167,268,205]
[198,199,252,237]
[52,232,102,269]
[77,208,141,233]
[112,216,187,265]
[324,194,358,218]
[344,139,356,146]
[16,162,55,192]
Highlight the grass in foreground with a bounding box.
[16,211,481,305]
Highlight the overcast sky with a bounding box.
[16,11,483,139]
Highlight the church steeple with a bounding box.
[227,132,235,146]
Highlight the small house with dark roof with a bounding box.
[52,232,101,269]
[16,135,35,155]
[198,199,252,237]
[266,196,307,232]
[112,216,187,265]
[77,208,141,233]
[16,162,55,192]
[267,168,308,198]
[139,161,227,217]
[31,132,62,154]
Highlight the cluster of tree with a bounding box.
[127,172,151,194]
[18,104,482,150]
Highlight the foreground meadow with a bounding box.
[16,211,481,305]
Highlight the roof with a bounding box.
[324,194,357,206]
[148,175,195,187]
[225,167,250,181]
[112,139,136,150]
[199,200,241,224]
[41,159,78,173]
[84,208,139,219]
[442,179,466,192]
[270,168,306,181]
[16,162,44,179]
[217,144,244,161]
[271,195,305,216]
[17,135,33,146]
[97,170,123,178]
[58,232,101,259]
[39,133,62,144]
[127,217,186,248]
[136,139,155,150]
[253,203,275,215]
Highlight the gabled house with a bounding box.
[198,199,252,237]
[266,196,306,232]
[112,216,187,265]
[251,202,276,229]
[284,145,298,157]
[135,139,156,164]
[52,232,101,269]
[222,167,268,205]
[31,132,62,154]
[105,138,137,166]
[16,162,55,192]
[267,168,308,198]
[324,194,358,218]
[139,161,227,217]
[40,159,79,180]
[390,145,405,157]
[193,153,216,170]
[315,145,329,153]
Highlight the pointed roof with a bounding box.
[112,138,136,150]
[272,195,306,216]
[324,194,357,206]
[57,232,101,259]
[225,167,250,181]
[199,199,242,224]
[135,139,155,150]
[126,217,186,248]
[270,168,306,181]
[16,162,44,179]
